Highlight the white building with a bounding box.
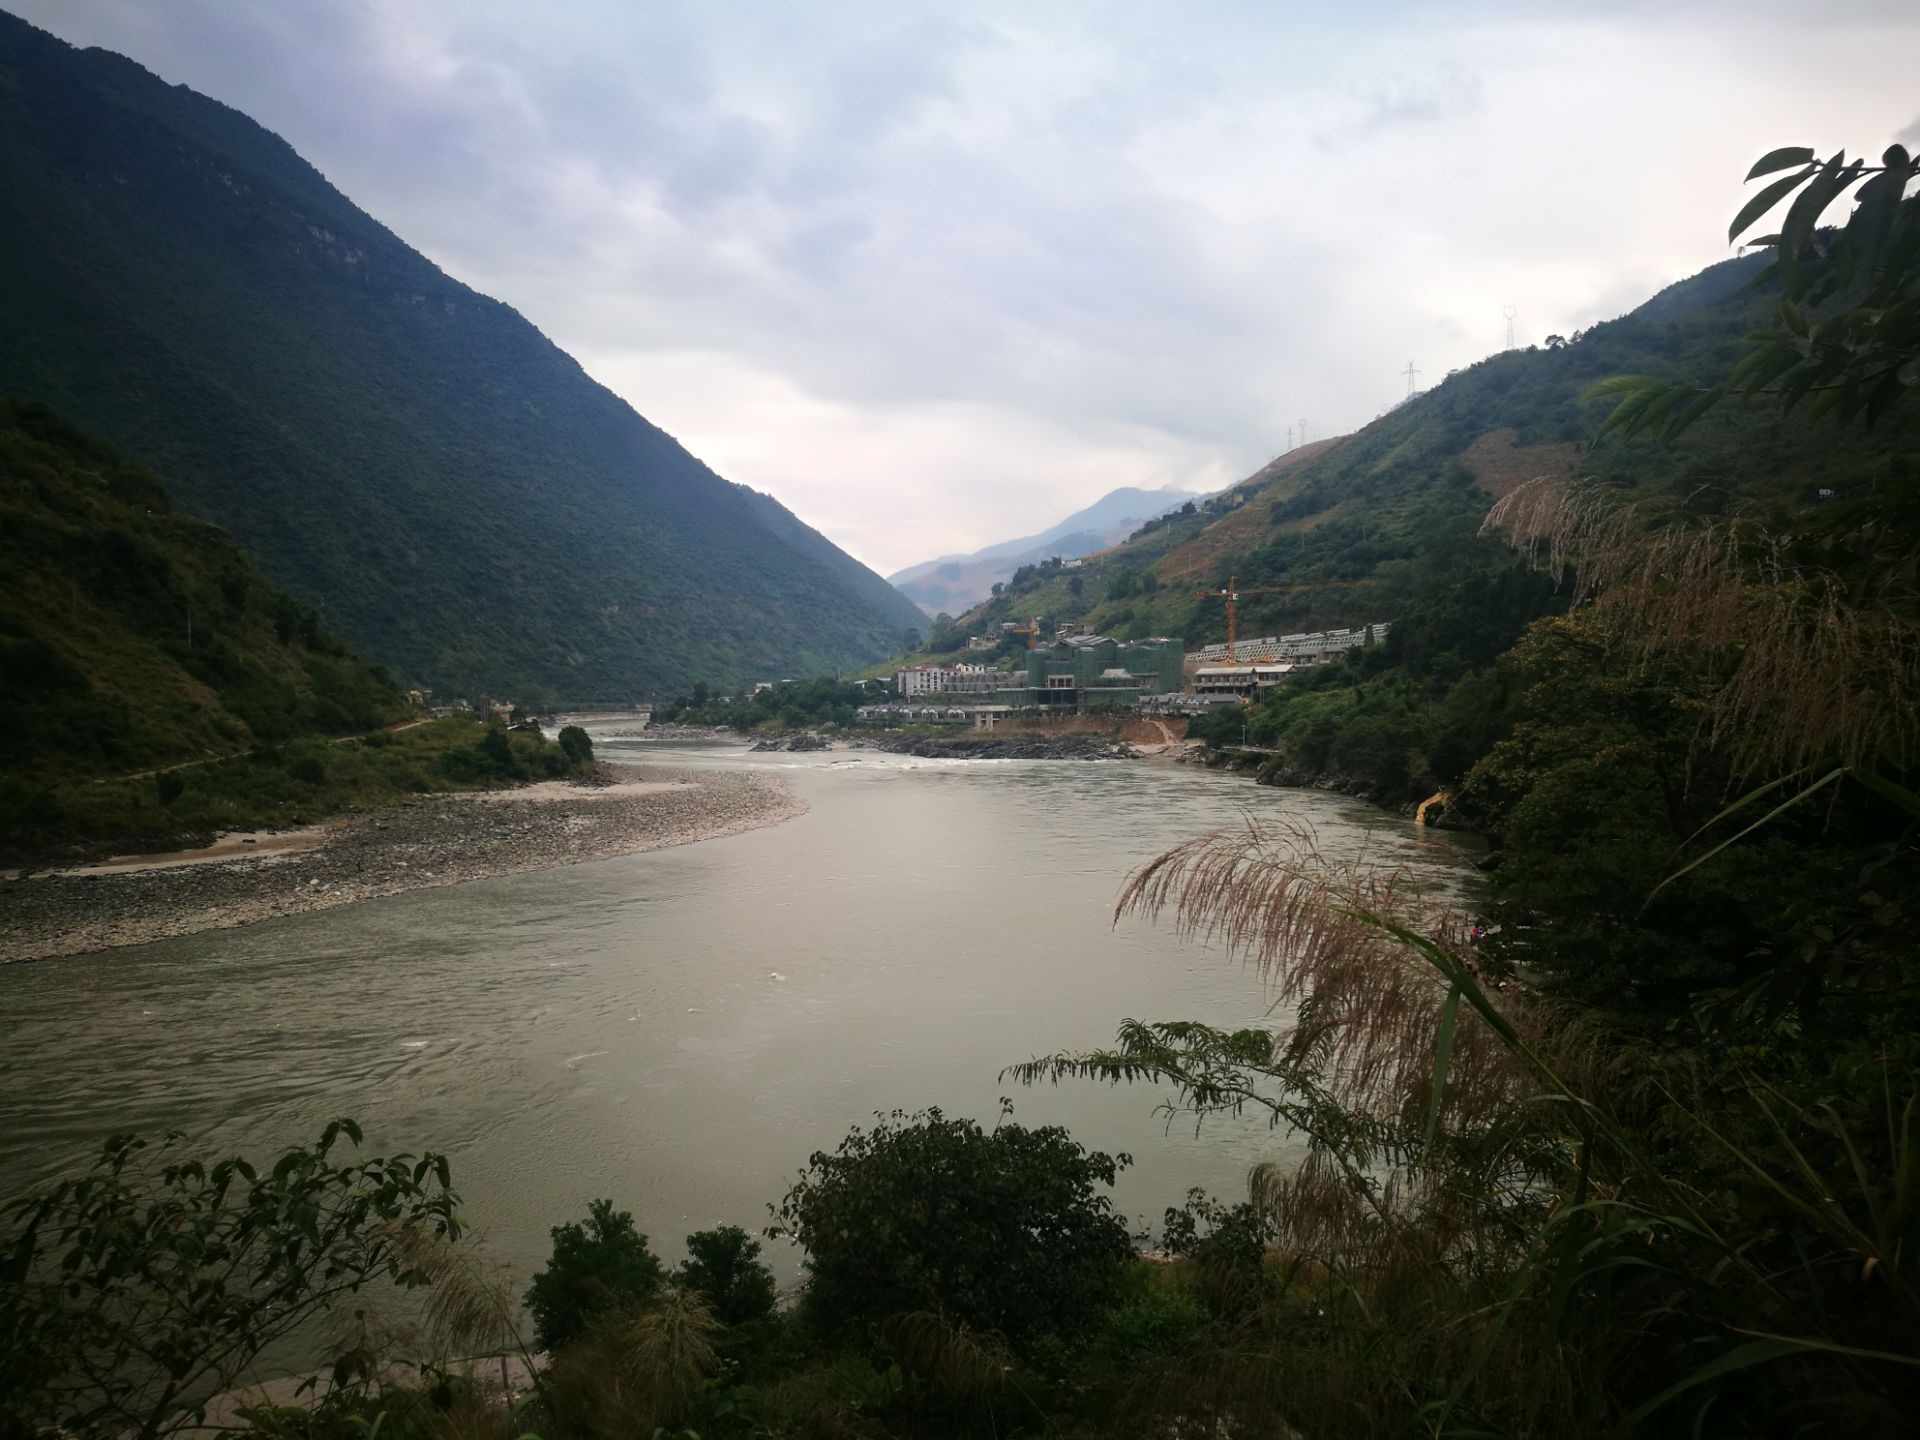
[1193,664,1295,698]
[894,664,1005,697]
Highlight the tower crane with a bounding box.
[1193,576,1358,663]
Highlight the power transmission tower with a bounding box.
[1286,424,1294,450]
[1402,360,1420,397]
[1299,418,1308,445]
[1503,304,1517,350]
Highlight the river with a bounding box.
[0,736,1478,1286]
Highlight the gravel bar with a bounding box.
[0,766,804,964]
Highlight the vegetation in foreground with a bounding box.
[4,144,1918,1440]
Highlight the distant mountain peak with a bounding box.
[888,486,1197,614]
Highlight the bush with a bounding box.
[525,1199,666,1351]
[677,1224,777,1327]
[1096,1265,1209,1362]
[557,725,593,767]
[773,1105,1132,1351]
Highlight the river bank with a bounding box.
[0,766,804,964]
[745,734,1145,760]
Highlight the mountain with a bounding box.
[0,12,924,703]
[0,394,616,862]
[888,485,1196,614]
[941,250,1920,793]
[0,394,404,780]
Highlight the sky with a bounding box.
[13,1,1920,576]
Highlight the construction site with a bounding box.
[865,580,1390,725]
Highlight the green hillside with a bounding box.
[946,250,1916,667]
[0,395,405,780]
[0,11,923,703]
[0,395,612,861]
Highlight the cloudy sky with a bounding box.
[15,2,1919,575]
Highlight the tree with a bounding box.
[902,627,923,652]
[525,1199,666,1351]
[0,1121,462,1440]
[557,724,593,767]
[1594,142,1919,439]
[676,1225,777,1327]
[772,1105,1132,1350]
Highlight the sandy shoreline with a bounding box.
[0,766,804,964]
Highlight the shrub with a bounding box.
[557,725,593,767]
[525,1199,666,1351]
[677,1224,778,1327]
[773,1105,1132,1350]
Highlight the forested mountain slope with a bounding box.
[0,395,404,781]
[0,12,923,702]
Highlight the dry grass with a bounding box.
[542,1287,718,1438]
[1484,476,1920,774]
[1116,819,1511,1137]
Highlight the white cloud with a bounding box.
[13,0,1920,573]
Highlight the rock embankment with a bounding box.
[749,734,832,752]
[0,767,803,964]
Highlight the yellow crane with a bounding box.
[1193,576,1357,663]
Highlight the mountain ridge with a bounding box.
[0,10,923,702]
[887,484,1197,614]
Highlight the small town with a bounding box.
[858,620,1390,725]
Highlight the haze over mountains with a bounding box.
[888,485,1197,615]
[0,11,924,703]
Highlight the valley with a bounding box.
[2,4,1917,1437]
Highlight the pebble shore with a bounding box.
[0,766,804,964]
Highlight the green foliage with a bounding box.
[0,396,407,783]
[1594,143,1919,441]
[0,717,584,864]
[525,1199,667,1352]
[556,725,594,767]
[676,1225,777,1328]
[662,676,877,732]
[0,15,923,702]
[772,1105,1133,1352]
[0,1120,462,1440]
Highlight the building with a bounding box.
[1193,663,1296,698]
[894,664,1008,697]
[880,636,1184,716]
[1003,635,1185,710]
[1186,622,1391,670]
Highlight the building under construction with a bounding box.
[888,636,1183,714]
